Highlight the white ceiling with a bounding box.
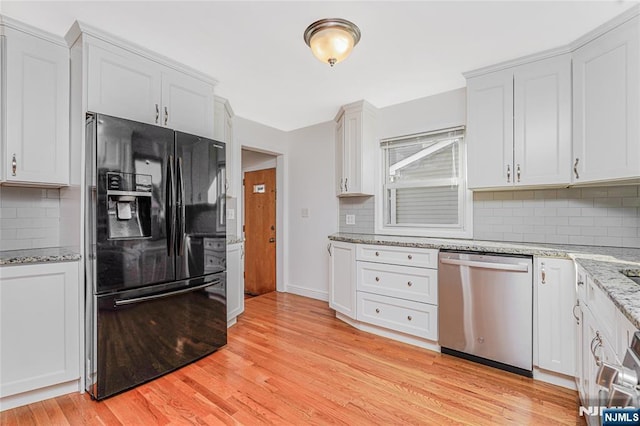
[1,1,638,131]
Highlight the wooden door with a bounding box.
[244,168,276,295]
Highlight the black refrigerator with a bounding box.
[85,113,227,400]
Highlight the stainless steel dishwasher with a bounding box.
[438,250,533,377]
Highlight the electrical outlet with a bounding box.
[346,214,356,225]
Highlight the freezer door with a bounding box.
[94,114,176,293]
[175,132,226,280]
[91,274,227,399]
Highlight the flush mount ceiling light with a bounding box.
[303,18,361,67]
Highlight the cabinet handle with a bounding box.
[375,308,380,314]
[577,280,584,286]
[344,178,348,192]
[574,158,580,179]
[541,262,546,284]
[591,331,603,366]
[572,302,580,325]
[407,254,413,260]
[164,106,168,125]
[407,281,412,287]
[11,153,17,176]
[340,178,344,192]
[155,104,159,123]
[506,164,511,183]
[225,179,229,192]
[327,243,331,256]
[516,164,521,183]
[375,276,380,282]
[407,315,412,321]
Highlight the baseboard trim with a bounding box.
[285,285,328,301]
[533,367,577,390]
[0,379,80,411]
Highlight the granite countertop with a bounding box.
[330,232,640,328]
[227,235,244,245]
[0,246,82,266]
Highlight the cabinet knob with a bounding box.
[407,315,412,321]
[164,106,169,125]
[375,308,380,314]
[375,276,380,282]
[375,251,380,257]
[11,154,17,176]
[407,254,413,260]
[407,281,412,287]
[574,158,580,179]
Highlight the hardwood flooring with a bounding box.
[2,292,583,425]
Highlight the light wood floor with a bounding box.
[2,292,583,425]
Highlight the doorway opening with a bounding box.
[241,149,278,297]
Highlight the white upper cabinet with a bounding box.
[87,40,161,126]
[1,18,70,186]
[74,22,216,138]
[467,54,571,189]
[334,100,377,197]
[572,14,640,184]
[214,96,235,197]
[162,69,214,138]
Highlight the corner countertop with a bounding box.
[329,233,640,328]
[0,246,82,266]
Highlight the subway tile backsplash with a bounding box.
[473,186,640,248]
[339,196,375,234]
[0,187,60,250]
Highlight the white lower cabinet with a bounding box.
[0,262,80,410]
[355,244,439,342]
[536,258,576,376]
[328,241,357,319]
[227,242,244,325]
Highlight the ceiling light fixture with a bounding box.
[303,18,361,67]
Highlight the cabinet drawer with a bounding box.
[204,238,225,251]
[357,261,437,304]
[356,292,437,340]
[357,245,438,268]
[586,278,617,344]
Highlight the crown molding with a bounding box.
[0,14,67,47]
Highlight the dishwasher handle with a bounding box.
[440,257,530,272]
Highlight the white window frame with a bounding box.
[375,126,473,239]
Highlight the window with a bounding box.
[379,126,472,238]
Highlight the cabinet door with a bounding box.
[467,69,514,189]
[342,110,362,195]
[514,55,571,186]
[335,116,345,195]
[329,241,356,319]
[87,40,161,125]
[226,243,245,323]
[573,16,640,183]
[0,262,79,397]
[536,258,576,376]
[4,29,69,185]
[162,70,215,138]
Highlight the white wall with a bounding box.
[286,121,337,301]
[242,149,277,172]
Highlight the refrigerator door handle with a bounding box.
[176,156,186,256]
[166,155,175,257]
[114,279,221,307]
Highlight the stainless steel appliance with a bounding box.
[85,113,227,399]
[438,251,533,376]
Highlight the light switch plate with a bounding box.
[301,208,309,218]
[227,208,235,220]
[346,214,356,225]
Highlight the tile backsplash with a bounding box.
[339,196,375,234]
[473,186,640,248]
[0,187,61,250]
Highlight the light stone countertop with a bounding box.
[329,232,640,328]
[0,246,81,266]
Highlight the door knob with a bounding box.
[269,238,275,243]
